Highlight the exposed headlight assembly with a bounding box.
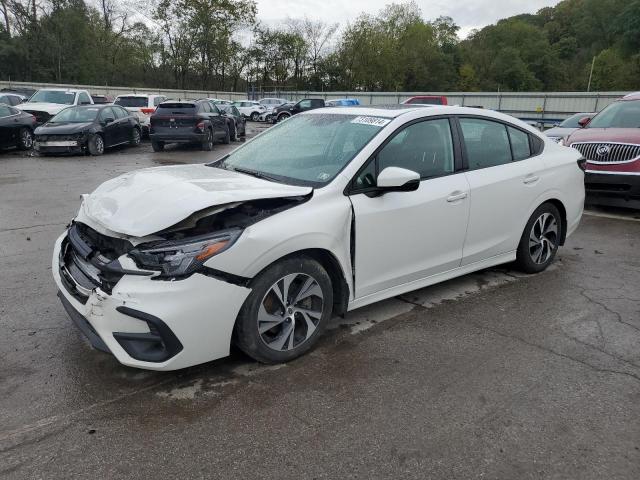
[129,229,242,279]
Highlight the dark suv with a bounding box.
[149,100,229,152]
[272,98,325,123]
[566,92,640,209]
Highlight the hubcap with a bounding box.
[95,136,103,153]
[133,129,140,144]
[529,212,558,264]
[258,273,324,352]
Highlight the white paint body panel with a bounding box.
[52,106,585,370]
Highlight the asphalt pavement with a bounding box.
[1,124,639,479]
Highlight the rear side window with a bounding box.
[460,118,511,170]
[113,106,129,119]
[153,96,165,106]
[508,126,531,160]
[115,96,148,108]
[0,105,12,117]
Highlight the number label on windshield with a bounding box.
[350,116,391,127]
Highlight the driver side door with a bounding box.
[348,117,471,299]
[98,107,119,147]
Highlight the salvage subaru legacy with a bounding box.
[52,106,585,370]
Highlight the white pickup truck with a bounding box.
[17,88,93,125]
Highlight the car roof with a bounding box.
[309,104,431,118]
[36,88,82,92]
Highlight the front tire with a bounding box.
[515,203,561,273]
[234,257,333,364]
[151,140,164,152]
[87,134,104,156]
[277,112,291,122]
[17,128,34,150]
[250,112,259,122]
[229,122,236,141]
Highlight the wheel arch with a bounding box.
[541,198,568,246]
[249,248,350,317]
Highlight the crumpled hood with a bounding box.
[17,102,70,114]
[81,164,312,237]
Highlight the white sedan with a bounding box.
[52,106,585,370]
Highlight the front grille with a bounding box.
[37,134,79,142]
[24,110,52,124]
[61,223,133,294]
[571,142,640,164]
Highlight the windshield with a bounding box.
[115,96,148,108]
[216,113,388,186]
[50,107,100,123]
[30,90,76,105]
[559,113,589,128]
[588,101,640,128]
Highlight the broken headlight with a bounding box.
[129,229,242,278]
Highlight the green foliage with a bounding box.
[0,0,638,92]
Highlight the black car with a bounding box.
[217,104,246,140]
[272,98,325,123]
[0,93,25,106]
[0,104,36,150]
[149,99,230,152]
[35,105,141,156]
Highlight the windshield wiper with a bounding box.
[231,166,281,183]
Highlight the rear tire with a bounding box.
[151,140,164,152]
[234,256,333,364]
[17,128,33,150]
[515,203,561,273]
[202,128,214,151]
[222,125,231,144]
[87,134,104,156]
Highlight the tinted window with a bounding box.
[407,97,442,105]
[311,99,324,107]
[115,96,148,108]
[0,105,12,117]
[460,118,511,169]
[508,126,531,160]
[377,119,455,178]
[156,103,196,114]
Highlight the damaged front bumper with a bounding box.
[52,232,251,371]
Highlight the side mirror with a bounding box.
[578,116,591,128]
[376,167,420,192]
[103,117,115,124]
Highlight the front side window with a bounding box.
[99,107,116,121]
[298,100,312,109]
[377,119,455,179]
[460,118,511,170]
[78,92,91,105]
[113,106,129,119]
[216,114,386,186]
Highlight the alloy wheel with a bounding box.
[132,128,140,145]
[258,273,324,352]
[21,129,33,148]
[529,212,558,264]
[95,135,104,154]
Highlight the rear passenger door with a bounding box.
[458,117,547,265]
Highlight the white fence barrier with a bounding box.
[1,80,630,124]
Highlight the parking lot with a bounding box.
[1,121,639,479]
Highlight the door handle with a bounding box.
[447,191,468,202]
[523,174,539,184]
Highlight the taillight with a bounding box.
[141,108,155,115]
[196,121,205,131]
[30,115,36,124]
[577,158,587,172]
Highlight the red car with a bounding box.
[566,92,640,209]
[402,95,448,106]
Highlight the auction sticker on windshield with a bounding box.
[350,116,391,127]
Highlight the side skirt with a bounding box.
[347,251,516,311]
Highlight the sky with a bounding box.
[254,0,561,38]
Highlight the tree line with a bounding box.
[0,0,638,93]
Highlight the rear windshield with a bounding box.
[588,100,640,129]
[30,90,76,105]
[155,103,196,114]
[115,96,148,108]
[407,97,442,105]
